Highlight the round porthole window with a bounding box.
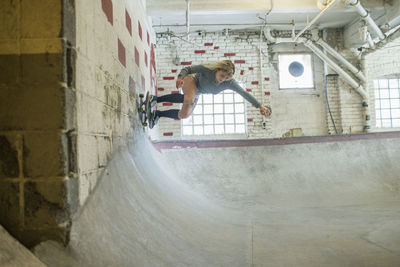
[288,61,304,77]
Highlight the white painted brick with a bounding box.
[153,30,400,140]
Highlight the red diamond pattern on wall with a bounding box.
[101,0,113,25]
[125,10,132,36]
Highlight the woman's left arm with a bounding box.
[227,80,271,118]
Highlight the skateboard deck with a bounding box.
[138,92,152,127]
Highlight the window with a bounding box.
[278,53,314,89]
[374,78,400,128]
[182,84,247,136]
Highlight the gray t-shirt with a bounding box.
[178,65,261,108]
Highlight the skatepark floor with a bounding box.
[33,129,400,266]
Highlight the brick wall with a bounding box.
[323,28,365,134]
[76,0,155,205]
[325,75,342,134]
[154,31,329,140]
[364,36,400,131]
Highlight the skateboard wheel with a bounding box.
[139,93,144,98]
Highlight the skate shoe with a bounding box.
[149,95,158,109]
[149,110,160,129]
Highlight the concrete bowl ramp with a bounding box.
[34,130,400,266]
[0,225,46,267]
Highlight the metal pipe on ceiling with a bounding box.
[293,0,340,42]
[264,29,368,100]
[153,23,300,28]
[344,0,385,40]
[303,38,367,100]
[366,31,376,49]
[186,0,190,41]
[312,35,366,82]
[385,16,400,30]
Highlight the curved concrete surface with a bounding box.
[34,129,400,266]
[0,225,46,267]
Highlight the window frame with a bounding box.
[278,52,315,90]
[182,86,248,137]
[374,77,400,129]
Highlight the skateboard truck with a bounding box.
[138,92,151,127]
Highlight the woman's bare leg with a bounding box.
[178,76,197,119]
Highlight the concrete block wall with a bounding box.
[154,31,329,140]
[0,0,77,247]
[75,0,155,206]
[0,0,155,248]
[321,28,364,134]
[364,35,400,131]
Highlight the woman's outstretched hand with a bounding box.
[176,78,184,89]
[259,105,272,117]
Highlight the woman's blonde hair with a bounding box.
[203,60,235,79]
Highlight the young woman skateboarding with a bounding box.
[148,60,271,128]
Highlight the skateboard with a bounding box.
[138,92,152,127]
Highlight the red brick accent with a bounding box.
[264,77,270,81]
[147,32,150,46]
[240,70,244,75]
[246,89,252,92]
[163,77,175,80]
[195,50,206,54]
[247,118,253,122]
[224,53,236,57]
[214,46,219,50]
[163,132,173,136]
[125,10,132,36]
[251,81,259,85]
[142,75,145,91]
[171,91,180,94]
[171,69,177,73]
[101,0,113,25]
[204,43,213,46]
[118,39,126,67]
[135,47,140,67]
[265,92,271,96]
[138,21,142,40]
[144,51,148,67]
[163,103,173,106]
[158,87,165,91]
[181,62,192,65]
[234,60,245,64]
[249,67,254,70]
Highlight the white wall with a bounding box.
[154,31,329,140]
[153,29,400,140]
[76,0,155,205]
[364,35,400,132]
